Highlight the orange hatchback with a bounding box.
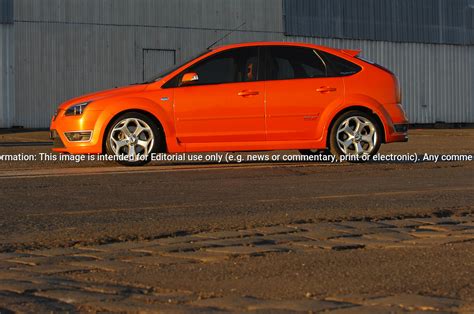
[50,42,408,165]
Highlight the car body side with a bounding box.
[50,41,408,155]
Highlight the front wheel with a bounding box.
[329,110,381,161]
[105,112,161,166]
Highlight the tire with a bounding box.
[105,112,161,166]
[328,110,381,161]
[299,149,329,156]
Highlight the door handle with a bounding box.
[238,90,259,97]
[316,86,337,93]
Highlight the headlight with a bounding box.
[65,102,90,116]
[52,109,59,121]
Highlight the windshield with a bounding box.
[143,50,210,83]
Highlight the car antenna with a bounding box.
[206,22,246,50]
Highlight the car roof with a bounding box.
[210,41,341,55]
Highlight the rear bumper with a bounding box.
[386,123,409,142]
[394,123,408,133]
[386,129,408,143]
[383,103,409,143]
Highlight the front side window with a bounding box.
[265,46,327,80]
[189,52,236,85]
[165,47,259,88]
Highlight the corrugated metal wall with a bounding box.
[0,0,14,128]
[0,23,14,128]
[284,0,474,45]
[9,0,474,127]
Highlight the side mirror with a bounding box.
[181,72,199,85]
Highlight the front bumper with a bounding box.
[50,129,65,148]
[50,109,105,154]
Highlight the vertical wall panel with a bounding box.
[0,0,13,24]
[0,23,14,127]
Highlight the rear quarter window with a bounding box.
[320,51,362,77]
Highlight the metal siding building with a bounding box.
[1,0,473,128]
[0,0,14,128]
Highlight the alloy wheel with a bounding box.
[336,116,377,155]
[109,118,155,161]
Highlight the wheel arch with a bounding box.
[325,105,386,148]
[102,109,167,154]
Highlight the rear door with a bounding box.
[263,46,344,141]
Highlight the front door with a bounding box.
[173,47,265,144]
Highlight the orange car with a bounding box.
[50,42,408,165]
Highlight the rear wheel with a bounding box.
[329,110,381,161]
[105,112,161,166]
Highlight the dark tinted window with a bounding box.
[265,46,327,80]
[191,54,235,85]
[319,51,362,76]
[167,47,259,87]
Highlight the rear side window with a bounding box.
[264,46,327,80]
[319,51,362,76]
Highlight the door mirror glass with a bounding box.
[181,72,199,85]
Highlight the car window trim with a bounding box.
[312,49,328,77]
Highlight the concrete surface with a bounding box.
[0,129,473,313]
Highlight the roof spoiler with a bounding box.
[340,49,362,57]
